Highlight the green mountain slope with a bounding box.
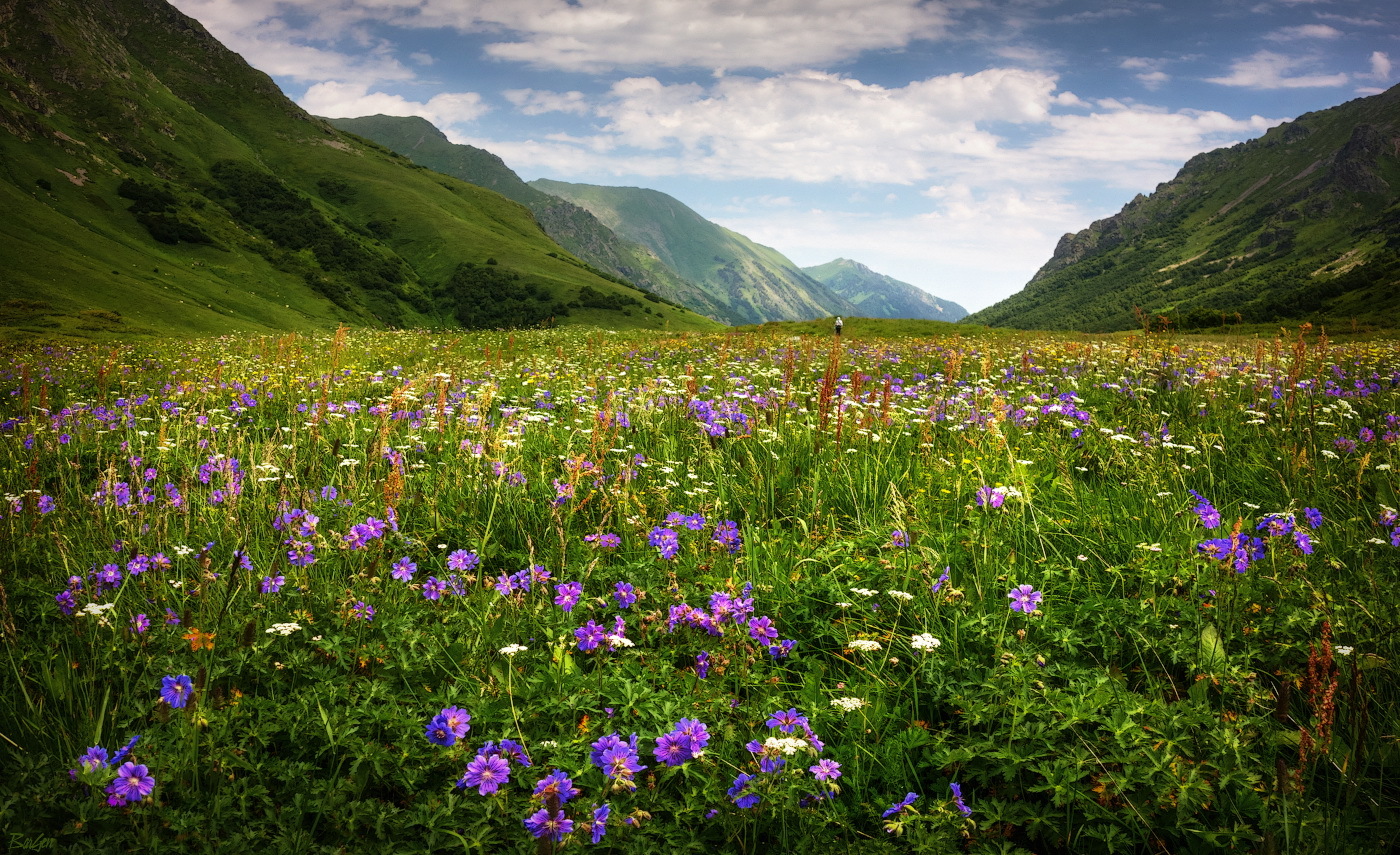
[803,258,968,321]
[325,115,733,323]
[965,84,1400,332]
[0,0,718,339]
[529,179,857,324]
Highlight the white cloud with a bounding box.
[1206,50,1349,88]
[1264,24,1342,41]
[504,89,592,116]
[301,81,489,125]
[1364,51,1393,81]
[401,0,954,72]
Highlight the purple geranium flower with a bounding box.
[160,674,193,709]
[1007,584,1042,613]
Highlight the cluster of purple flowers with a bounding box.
[652,718,710,767]
[1197,533,1267,573]
[342,516,388,550]
[274,507,320,567]
[574,616,630,652]
[648,526,681,560]
[591,732,646,791]
[493,565,552,596]
[712,520,743,554]
[729,708,832,809]
[424,706,472,747]
[687,397,752,438]
[71,735,154,807]
[584,532,622,549]
[554,580,584,612]
[1256,510,1320,554]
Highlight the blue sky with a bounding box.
[170,0,1396,312]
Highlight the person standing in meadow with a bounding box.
[834,316,843,337]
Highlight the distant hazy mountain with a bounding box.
[803,258,967,321]
[530,179,856,324]
[966,83,1400,332]
[327,115,732,322]
[0,0,719,339]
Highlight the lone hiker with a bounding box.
[834,316,843,337]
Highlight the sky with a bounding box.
[168,0,1397,313]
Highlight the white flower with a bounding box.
[848,639,882,652]
[763,736,812,756]
[79,603,116,617]
[887,590,914,601]
[606,635,634,648]
[835,602,853,608]
[266,622,302,635]
[830,697,868,713]
[1334,645,1355,656]
[911,633,941,652]
[850,587,878,597]
[499,644,528,656]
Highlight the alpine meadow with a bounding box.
[3,0,1400,853]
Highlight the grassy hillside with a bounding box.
[0,0,720,340]
[966,84,1400,332]
[531,179,857,324]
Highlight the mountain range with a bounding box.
[328,114,965,326]
[966,84,1400,332]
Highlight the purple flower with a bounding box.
[1188,490,1222,529]
[391,557,417,582]
[350,601,375,621]
[810,759,842,782]
[130,614,150,634]
[437,706,472,739]
[613,581,636,609]
[106,762,155,804]
[883,792,919,818]
[728,772,760,809]
[696,651,710,679]
[950,782,972,816]
[261,574,285,594]
[766,708,807,733]
[575,620,607,652]
[523,808,573,841]
[160,674,193,709]
[890,529,908,548]
[590,803,611,843]
[653,732,692,766]
[974,486,1006,509]
[458,753,511,795]
[532,769,580,804]
[931,567,950,594]
[599,745,645,790]
[747,615,778,644]
[1007,584,1042,613]
[424,716,457,747]
[554,581,583,612]
[422,576,447,600]
[1303,507,1323,529]
[163,608,180,626]
[77,745,110,772]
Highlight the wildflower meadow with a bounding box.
[1,323,1397,853]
